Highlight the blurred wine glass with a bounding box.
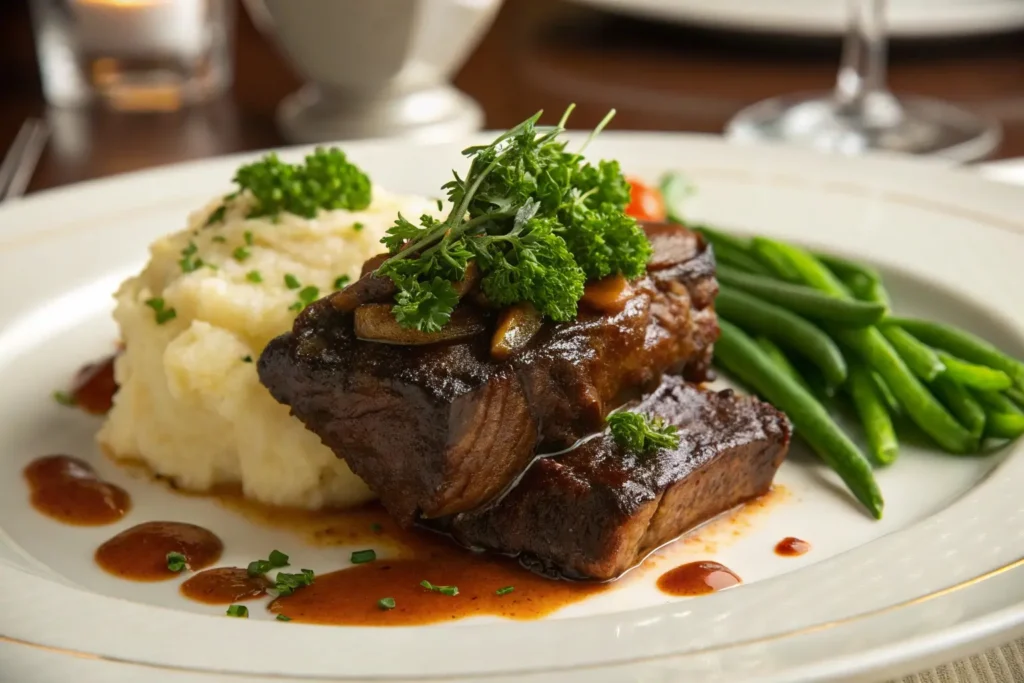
[726,0,1002,162]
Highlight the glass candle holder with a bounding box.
[30,0,235,112]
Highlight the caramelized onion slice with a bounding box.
[355,304,487,345]
[329,273,397,313]
[642,221,701,270]
[580,274,634,313]
[490,303,544,361]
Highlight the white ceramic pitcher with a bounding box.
[244,0,503,143]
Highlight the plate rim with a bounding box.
[1,132,1023,681]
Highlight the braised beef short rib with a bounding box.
[258,223,719,524]
[441,376,791,580]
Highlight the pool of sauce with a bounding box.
[24,455,130,525]
[69,353,119,415]
[95,521,223,581]
[775,537,811,557]
[270,537,608,626]
[656,561,741,596]
[180,567,270,604]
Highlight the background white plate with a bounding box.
[0,134,1023,682]
[568,0,1024,38]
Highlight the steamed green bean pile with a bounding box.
[669,187,1024,520]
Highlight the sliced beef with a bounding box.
[258,223,718,525]
[444,376,790,581]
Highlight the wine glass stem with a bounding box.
[834,0,889,112]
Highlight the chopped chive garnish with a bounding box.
[242,355,253,363]
[244,230,254,246]
[276,614,292,621]
[333,275,351,290]
[226,604,248,618]
[205,205,226,227]
[247,560,271,577]
[245,270,263,283]
[298,286,319,304]
[179,241,204,273]
[211,235,227,243]
[350,549,376,564]
[353,222,364,232]
[420,580,459,596]
[144,298,177,325]
[247,550,290,577]
[370,523,382,533]
[232,246,251,262]
[378,597,396,610]
[495,586,515,596]
[288,302,303,312]
[284,274,301,289]
[166,552,187,572]
[53,390,76,407]
[274,569,315,596]
[436,198,443,211]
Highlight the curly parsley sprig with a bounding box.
[375,106,652,333]
[607,411,680,454]
[206,147,371,225]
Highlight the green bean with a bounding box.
[1005,387,1024,409]
[815,252,882,285]
[659,173,695,225]
[847,363,899,466]
[755,336,811,392]
[984,412,1024,440]
[715,320,883,519]
[712,243,772,276]
[873,373,902,416]
[716,265,885,326]
[753,237,850,292]
[931,376,985,442]
[749,238,802,282]
[878,324,945,381]
[887,317,1024,390]
[845,275,891,309]
[971,389,1022,416]
[691,224,751,253]
[716,287,848,386]
[753,238,976,453]
[937,352,1013,391]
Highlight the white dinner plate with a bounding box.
[569,0,1024,38]
[0,133,1023,683]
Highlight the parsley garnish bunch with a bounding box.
[207,147,371,225]
[607,411,680,454]
[375,106,652,332]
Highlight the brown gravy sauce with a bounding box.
[69,353,119,415]
[656,561,741,596]
[180,567,270,604]
[95,521,223,581]
[24,455,130,525]
[270,538,608,626]
[775,536,811,557]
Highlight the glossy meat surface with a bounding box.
[258,224,719,524]
[446,377,791,580]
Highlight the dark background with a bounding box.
[2,0,1023,192]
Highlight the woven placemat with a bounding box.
[891,637,1024,683]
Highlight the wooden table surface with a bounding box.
[2,0,1024,193]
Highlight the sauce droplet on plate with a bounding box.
[95,521,223,581]
[270,544,607,626]
[656,561,741,596]
[24,455,130,525]
[180,567,270,604]
[70,353,119,415]
[775,537,811,557]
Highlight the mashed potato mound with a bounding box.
[98,188,439,509]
